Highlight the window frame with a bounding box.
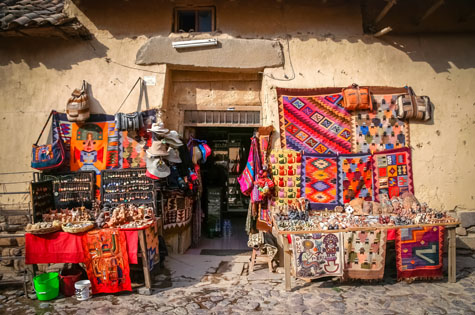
[173,6,216,33]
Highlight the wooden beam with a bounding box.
[374,0,397,25]
[418,0,444,24]
[373,26,393,37]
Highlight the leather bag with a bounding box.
[115,78,148,131]
[342,84,373,111]
[396,87,431,121]
[66,80,90,122]
[31,111,66,170]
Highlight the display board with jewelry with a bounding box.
[101,168,156,211]
[30,180,55,223]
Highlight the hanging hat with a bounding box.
[198,143,212,163]
[192,145,202,164]
[164,130,184,148]
[164,147,182,164]
[147,122,169,135]
[146,140,169,157]
[146,156,171,178]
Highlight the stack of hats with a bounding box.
[146,122,184,179]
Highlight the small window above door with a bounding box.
[174,7,215,33]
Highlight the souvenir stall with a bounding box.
[25,79,199,299]
[240,85,459,291]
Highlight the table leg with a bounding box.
[138,230,152,290]
[448,227,456,283]
[283,235,291,291]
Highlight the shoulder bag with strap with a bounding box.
[396,86,431,121]
[31,110,66,170]
[115,78,147,131]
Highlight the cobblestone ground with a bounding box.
[1,253,474,315]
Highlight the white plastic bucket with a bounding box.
[74,280,92,301]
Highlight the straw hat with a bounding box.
[147,122,169,135]
[164,130,183,148]
[146,140,169,157]
[146,156,171,178]
[164,147,182,164]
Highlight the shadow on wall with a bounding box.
[0,36,108,70]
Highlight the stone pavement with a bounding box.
[1,253,474,315]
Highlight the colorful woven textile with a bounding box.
[270,149,302,206]
[338,153,373,204]
[144,221,160,271]
[372,147,414,201]
[291,233,344,279]
[120,109,156,169]
[277,88,352,154]
[352,94,410,153]
[302,154,339,210]
[396,226,444,280]
[343,230,387,280]
[82,229,132,294]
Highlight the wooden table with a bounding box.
[278,222,460,291]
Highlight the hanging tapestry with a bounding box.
[343,229,387,280]
[144,220,160,271]
[302,154,339,210]
[277,88,352,154]
[162,191,193,231]
[291,233,344,279]
[256,201,273,232]
[82,229,131,294]
[120,109,156,169]
[372,147,414,201]
[396,226,444,281]
[270,149,302,206]
[352,93,410,154]
[338,153,373,204]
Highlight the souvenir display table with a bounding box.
[25,219,162,293]
[277,221,459,291]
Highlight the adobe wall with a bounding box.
[0,0,474,217]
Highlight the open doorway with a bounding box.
[187,127,254,254]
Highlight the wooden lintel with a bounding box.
[374,0,398,25]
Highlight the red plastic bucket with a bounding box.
[60,271,82,297]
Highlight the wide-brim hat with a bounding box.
[164,130,183,148]
[146,156,171,178]
[146,140,169,157]
[147,122,169,135]
[164,147,182,163]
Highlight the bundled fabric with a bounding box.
[342,84,373,111]
[31,110,66,171]
[396,226,444,281]
[291,233,344,279]
[66,80,90,122]
[396,87,431,121]
[343,229,387,280]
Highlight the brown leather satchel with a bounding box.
[342,84,373,111]
[66,80,90,122]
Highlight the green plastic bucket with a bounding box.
[33,272,60,301]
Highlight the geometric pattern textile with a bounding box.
[352,94,410,154]
[396,226,444,281]
[291,233,344,279]
[270,149,302,206]
[338,153,374,204]
[302,154,339,210]
[81,229,132,294]
[343,229,387,280]
[144,221,161,271]
[277,89,352,155]
[372,147,414,202]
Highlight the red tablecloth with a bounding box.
[25,230,138,265]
